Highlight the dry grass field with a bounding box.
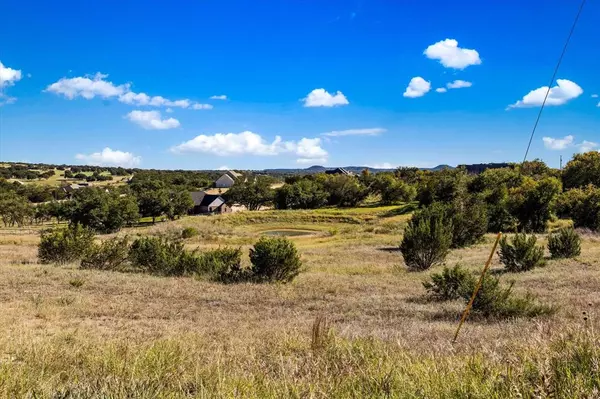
[0,206,598,398]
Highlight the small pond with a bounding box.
[261,229,317,237]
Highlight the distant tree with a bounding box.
[74,173,87,180]
[508,177,561,233]
[165,190,194,220]
[0,192,33,227]
[395,167,421,184]
[559,185,600,231]
[64,170,73,178]
[416,169,468,207]
[228,177,275,211]
[320,174,368,207]
[131,181,169,223]
[68,188,139,233]
[517,159,554,179]
[562,151,600,189]
[371,173,416,204]
[274,179,328,209]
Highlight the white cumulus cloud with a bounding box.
[543,135,574,150]
[436,88,447,93]
[126,110,181,130]
[591,94,598,98]
[210,95,227,100]
[447,80,472,89]
[579,141,598,153]
[46,73,129,99]
[0,61,22,88]
[217,165,230,170]
[171,131,328,163]
[322,128,386,137]
[46,72,211,110]
[75,147,141,167]
[508,79,583,109]
[403,77,431,98]
[542,135,598,153]
[303,88,349,107]
[424,39,481,69]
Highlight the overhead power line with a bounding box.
[521,0,587,164]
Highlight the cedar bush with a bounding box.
[38,224,95,264]
[423,265,555,318]
[498,233,546,272]
[199,247,248,283]
[548,227,581,259]
[400,203,453,270]
[80,236,130,271]
[422,264,475,301]
[128,236,201,276]
[249,236,302,283]
[462,272,554,318]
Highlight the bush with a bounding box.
[249,236,302,283]
[38,224,95,264]
[499,233,546,272]
[424,266,554,318]
[181,227,199,239]
[201,247,249,283]
[128,236,201,276]
[548,227,581,259]
[81,236,130,270]
[423,264,475,301]
[462,272,554,318]
[400,203,453,271]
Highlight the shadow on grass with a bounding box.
[378,246,401,252]
[380,202,418,218]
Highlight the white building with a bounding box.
[214,170,242,188]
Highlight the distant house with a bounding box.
[189,191,231,215]
[62,182,92,196]
[215,170,242,188]
[62,183,82,195]
[325,167,353,176]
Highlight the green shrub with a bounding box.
[461,273,554,318]
[424,266,555,318]
[450,195,488,248]
[80,236,130,270]
[128,236,201,276]
[548,227,581,259]
[198,247,248,283]
[38,224,95,264]
[249,236,302,283]
[499,233,546,272]
[400,203,453,271]
[423,264,475,301]
[181,227,199,239]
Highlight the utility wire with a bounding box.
[521,0,587,164]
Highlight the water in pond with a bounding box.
[261,230,316,237]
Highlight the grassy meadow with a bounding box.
[0,205,598,398]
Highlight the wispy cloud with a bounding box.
[322,128,386,137]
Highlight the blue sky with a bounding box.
[1,0,598,170]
